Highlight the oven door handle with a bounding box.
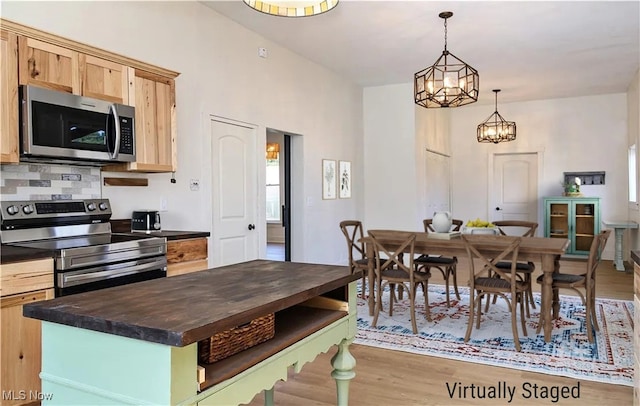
[60,257,166,287]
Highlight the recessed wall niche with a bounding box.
[563,171,605,186]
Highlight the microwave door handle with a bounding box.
[109,104,121,160]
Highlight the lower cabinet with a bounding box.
[544,196,600,256]
[167,237,209,277]
[0,258,54,406]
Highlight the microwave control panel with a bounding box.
[119,117,134,155]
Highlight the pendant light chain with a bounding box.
[443,16,448,52]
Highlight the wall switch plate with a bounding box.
[189,179,200,191]
[160,198,168,211]
[258,47,268,58]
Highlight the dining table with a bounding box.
[360,231,570,343]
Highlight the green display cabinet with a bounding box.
[544,196,600,256]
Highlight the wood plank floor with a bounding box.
[246,259,634,405]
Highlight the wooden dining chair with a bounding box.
[414,218,463,307]
[369,230,430,334]
[339,220,370,296]
[462,234,527,351]
[486,220,538,317]
[536,229,611,342]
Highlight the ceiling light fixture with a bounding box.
[414,11,479,108]
[266,143,280,160]
[242,0,339,17]
[476,89,516,144]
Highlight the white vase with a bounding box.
[432,211,452,233]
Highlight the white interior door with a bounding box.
[491,153,538,225]
[210,118,258,267]
[425,150,451,218]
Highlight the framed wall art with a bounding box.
[322,159,337,199]
[339,160,351,199]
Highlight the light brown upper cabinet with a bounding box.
[80,54,133,105]
[18,36,132,105]
[103,70,176,172]
[18,36,78,94]
[1,30,19,163]
[1,18,179,172]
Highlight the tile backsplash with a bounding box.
[0,163,101,201]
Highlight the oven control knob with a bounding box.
[22,205,33,215]
[87,203,97,211]
[99,202,108,211]
[6,205,19,215]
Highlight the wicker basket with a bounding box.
[198,313,275,364]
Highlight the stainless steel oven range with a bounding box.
[0,199,167,297]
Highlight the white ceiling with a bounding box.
[202,1,640,105]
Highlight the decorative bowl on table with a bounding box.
[463,226,499,235]
[462,219,499,235]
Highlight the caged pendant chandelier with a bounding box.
[477,89,516,144]
[414,11,479,108]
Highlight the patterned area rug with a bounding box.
[355,285,633,386]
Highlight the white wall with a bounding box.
[2,1,364,265]
[361,86,628,259]
[362,83,419,230]
[449,93,627,259]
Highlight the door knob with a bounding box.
[248,224,255,230]
[495,207,502,211]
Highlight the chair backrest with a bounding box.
[423,218,463,233]
[339,220,365,267]
[461,234,522,289]
[586,229,612,287]
[368,230,416,279]
[493,220,538,237]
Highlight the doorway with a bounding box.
[265,129,291,261]
[489,152,540,228]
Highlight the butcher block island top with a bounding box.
[23,259,359,347]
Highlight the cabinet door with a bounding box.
[18,36,80,94]
[133,70,175,172]
[547,201,569,239]
[1,30,19,164]
[81,54,132,105]
[1,288,54,406]
[167,238,208,277]
[102,70,176,173]
[573,200,598,254]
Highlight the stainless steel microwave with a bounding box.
[19,85,136,165]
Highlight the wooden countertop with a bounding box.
[130,230,210,240]
[23,260,359,347]
[0,245,54,264]
[110,219,209,240]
